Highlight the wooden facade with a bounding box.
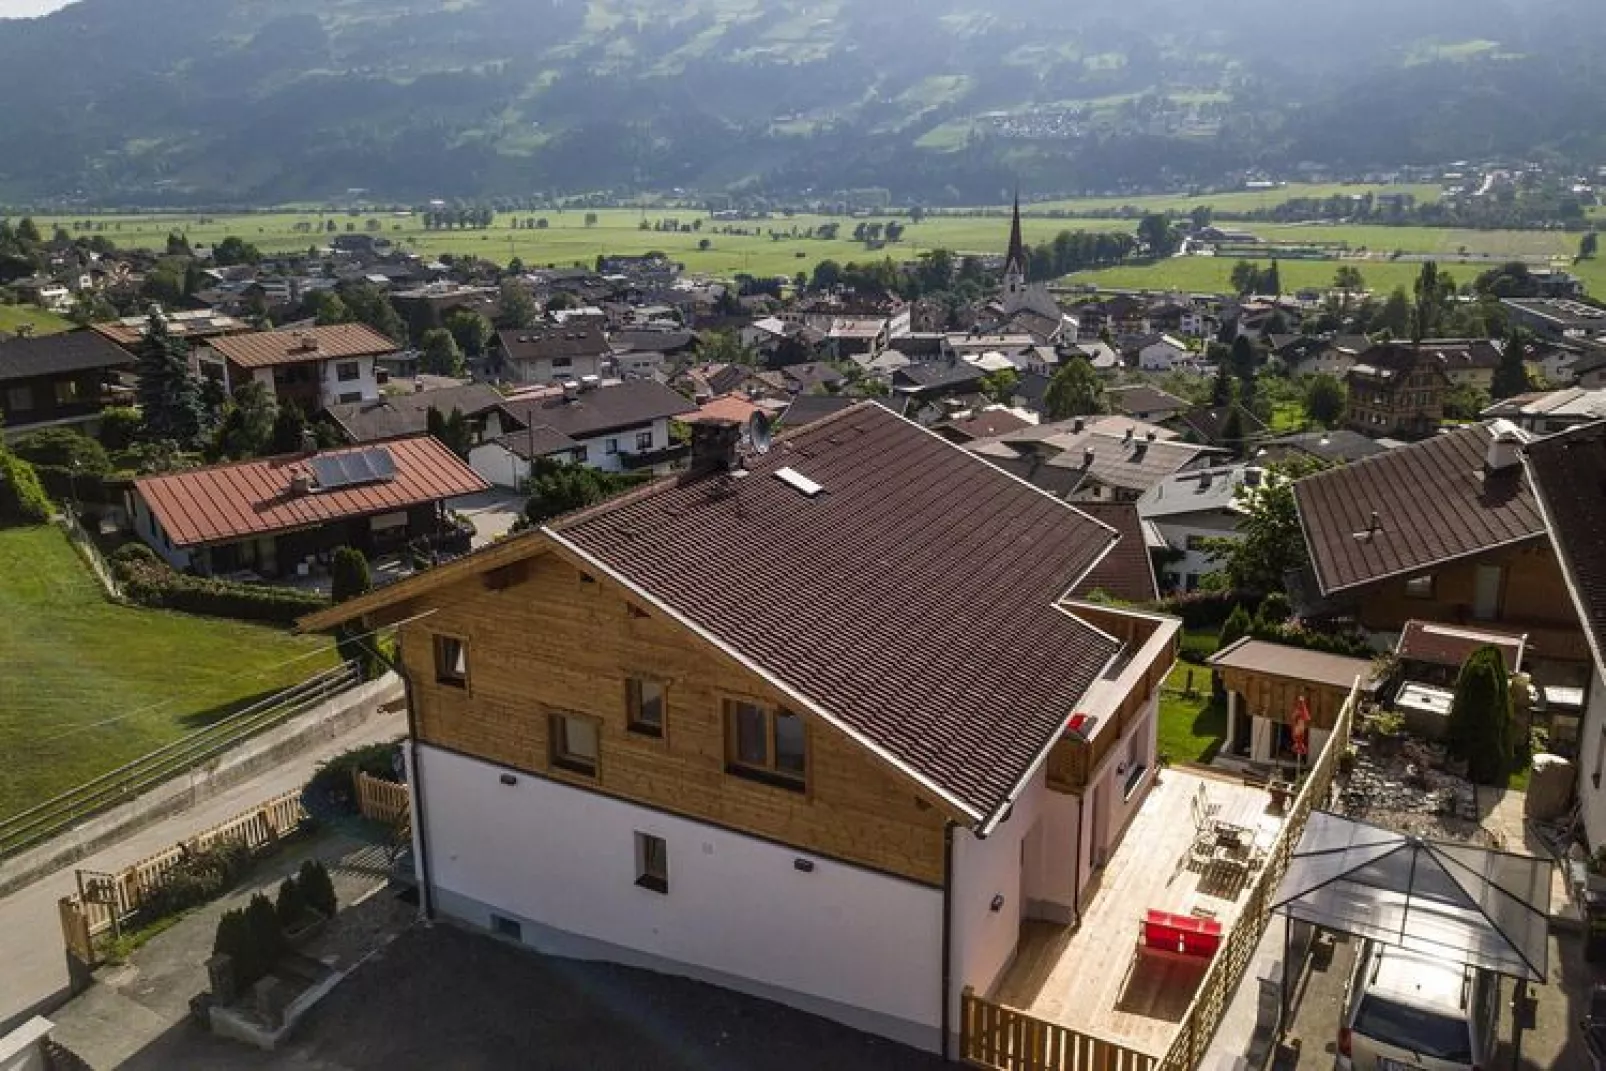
[0,367,114,435]
[397,544,952,885]
[1353,540,1586,663]
[1213,664,1353,731]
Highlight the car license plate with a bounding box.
[1378,1060,1413,1071]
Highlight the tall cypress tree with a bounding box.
[135,307,203,447]
[1446,645,1514,784]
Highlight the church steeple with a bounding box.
[1004,188,1026,279]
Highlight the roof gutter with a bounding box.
[540,526,986,827]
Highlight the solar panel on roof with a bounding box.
[310,447,396,491]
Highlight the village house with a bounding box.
[130,436,487,579]
[91,308,251,359]
[298,402,1178,1056]
[1276,334,1373,379]
[1501,296,1606,342]
[323,383,515,446]
[1418,337,1505,391]
[468,379,696,488]
[496,322,611,385]
[1524,421,1606,856]
[967,417,1218,503]
[1293,420,1589,692]
[201,324,392,413]
[1256,428,1387,466]
[1482,387,1606,435]
[1137,464,1260,593]
[0,330,133,440]
[1170,404,1268,450]
[1105,384,1191,424]
[1134,334,1197,373]
[1344,342,1449,440]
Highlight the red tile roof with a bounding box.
[1294,423,1546,596]
[1396,620,1525,672]
[550,402,1124,822]
[685,392,764,426]
[208,324,399,369]
[135,436,487,547]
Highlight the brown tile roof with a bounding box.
[92,312,249,348]
[0,330,132,382]
[1105,384,1190,418]
[135,436,487,547]
[498,380,696,439]
[1524,421,1606,672]
[549,402,1124,823]
[1072,502,1159,603]
[497,323,609,363]
[1208,638,1379,693]
[209,324,399,369]
[940,408,1033,442]
[1294,422,1546,596]
[324,384,509,443]
[968,427,1217,498]
[1396,620,1525,672]
[488,425,581,460]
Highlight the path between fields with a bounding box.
[0,707,405,1032]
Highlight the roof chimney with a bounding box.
[1083,446,1096,467]
[288,472,312,497]
[1484,419,1524,474]
[690,419,743,475]
[300,428,318,455]
[1073,417,1085,433]
[1123,426,1134,443]
[1146,429,1157,442]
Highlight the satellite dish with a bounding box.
[748,412,773,455]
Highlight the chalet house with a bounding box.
[967,418,1218,503]
[1482,388,1606,436]
[299,402,1179,1055]
[324,384,515,447]
[202,324,392,413]
[130,436,487,579]
[1293,420,1588,691]
[1419,338,1504,391]
[92,309,251,361]
[469,379,696,488]
[497,323,610,385]
[1138,465,1259,593]
[1344,343,1449,440]
[1171,404,1269,450]
[1524,422,1606,855]
[891,359,990,420]
[0,331,133,440]
[1147,301,1212,340]
[1257,429,1387,467]
[1282,335,1373,379]
[1105,384,1190,424]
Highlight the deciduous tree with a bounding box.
[420,328,464,377]
[1042,357,1104,419]
[1304,374,1346,427]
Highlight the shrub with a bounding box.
[0,450,52,525]
[212,908,255,987]
[1255,592,1293,627]
[1218,604,1253,652]
[246,893,285,975]
[1149,589,1253,630]
[98,407,143,451]
[111,541,161,566]
[110,554,328,624]
[276,877,306,929]
[1447,645,1514,784]
[11,427,111,474]
[139,838,253,922]
[297,859,337,918]
[304,741,399,815]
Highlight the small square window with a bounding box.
[552,357,573,370]
[550,712,599,776]
[490,914,522,940]
[339,392,363,404]
[6,385,33,412]
[635,430,653,450]
[54,379,81,405]
[626,678,665,736]
[635,832,667,893]
[434,635,467,687]
[605,438,620,455]
[1404,575,1435,599]
[336,360,362,382]
[575,445,589,463]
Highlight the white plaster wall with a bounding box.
[1580,674,1606,851]
[949,772,1044,1028]
[1152,516,1242,591]
[319,355,380,407]
[418,746,943,1040]
[573,418,670,473]
[468,443,529,490]
[1075,694,1159,902]
[131,490,192,571]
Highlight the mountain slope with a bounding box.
[0,0,1599,204]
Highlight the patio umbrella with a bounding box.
[1268,809,1551,981]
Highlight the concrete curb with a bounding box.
[0,675,405,899]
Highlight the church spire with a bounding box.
[1005,187,1026,277]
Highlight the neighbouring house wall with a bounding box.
[570,417,671,473]
[1153,513,1240,592]
[130,490,193,571]
[1074,693,1158,904]
[1355,542,1577,640]
[319,354,381,407]
[1579,672,1606,852]
[417,745,945,1051]
[467,442,530,490]
[398,547,951,886]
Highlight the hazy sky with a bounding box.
[0,0,70,18]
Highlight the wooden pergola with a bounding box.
[1208,638,1379,730]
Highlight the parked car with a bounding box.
[1338,940,1498,1070]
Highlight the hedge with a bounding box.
[1148,589,1256,630]
[0,450,52,525]
[110,553,329,625]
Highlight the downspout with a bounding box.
[1070,791,1083,928]
[940,820,955,1061]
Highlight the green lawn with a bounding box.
[1159,661,1226,768]
[0,304,72,336]
[1028,182,1444,216]
[0,525,338,819]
